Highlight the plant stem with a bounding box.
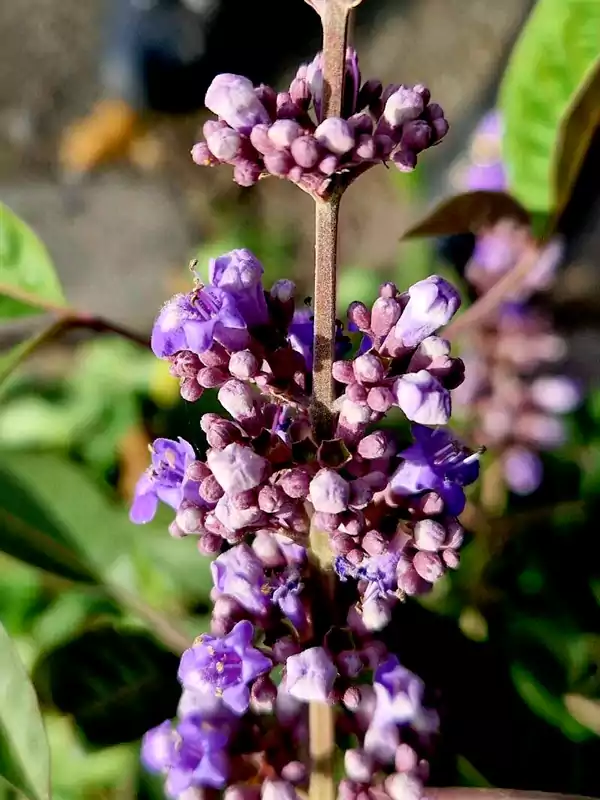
[309,3,352,799]
[312,194,341,440]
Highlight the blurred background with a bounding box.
[2,0,600,798]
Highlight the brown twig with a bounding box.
[443,246,540,341]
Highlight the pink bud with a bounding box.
[312,511,341,532]
[218,379,256,421]
[347,383,368,402]
[383,87,424,127]
[250,674,277,714]
[319,154,339,175]
[230,489,257,510]
[347,301,371,331]
[291,135,321,168]
[413,519,446,551]
[413,551,444,583]
[252,531,286,567]
[371,297,402,336]
[331,532,355,555]
[207,443,269,493]
[361,596,392,631]
[362,530,387,556]
[343,686,361,710]
[258,485,286,513]
[191,142,218,166]
[332,360,355,383]
[349,478,374,509]
[198,532,222,554]
[309,469,350,513]
[229,350,260,380]
[278,468,311,499]
[168,521,185,538]
[353,353,385,383]
[264,150,294,176]
[315,117,355,155]
[169,350,201,377]
[393,370,451,425]
[206,127,242,161]
[180,377,204,402]
[395,743,418,773]
[199,474,224,503]
[345,749,374,783]
[367,386,394,413]
[355,134,376,160]
[250,123,275,154]
[392,148,418,172]
[197,366,229,388]
[442,549,460,569]
[268,119,302,149]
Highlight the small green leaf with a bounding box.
[33,625,181,748]
[500,0,600,214]
[0,204,65,319]
[0,621,51,800]
[400,191,529,239]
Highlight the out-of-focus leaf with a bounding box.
[33,624,181,747]
[0,621,51,800]
[0,322,64,393]
[0,204,65,319]
[400,192,529,239]
[511,661,592,742]
[456,755,492,788]
[500,0,600,214]
[44,714,135,797]
[564,694,600,735]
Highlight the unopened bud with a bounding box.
[371,296,402,336]
[347,301,371,331]
[315,117,355,155]
[250,123,275,154]
[413,551,444,583]
[218,379,256,422]
[180,377,204,402]
[345,749,374,784]
[197,366,229,388]
[264,150,294,177]
[367,386,394,413]
[343,685,361,710]
[175,504,205,534]
[413,519,446,552]
[332,360,356,383]
[229,350,260,380]
[362,530,387,556]
[279,468,310,499]
[319,154,339,175]
[198,532,222,555]
[258,485,286,513]
[199,475,224,503]
[353,353,384,383]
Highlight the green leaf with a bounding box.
[0,621,51,800]
[500,0,600,214]
[0,204,65,319]
[511,661,593,742]
[33,624,181,747]
[400,191,530,239]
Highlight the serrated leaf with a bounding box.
[0,204,65,319]
[0,621,51,800]
[500,0,600,214]
[33,625,181,748]
[400,191,530,240]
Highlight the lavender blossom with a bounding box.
[285,647,338,702]
[178,621,272,714]
[130,438,197,524]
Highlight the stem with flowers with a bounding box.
[130,3,483,799]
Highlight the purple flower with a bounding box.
[389,424,480,515]
[502,446,543,496]
[272,569,306,630]
[287,309,314,370]
[372,656,425,728]
[205,74,271,135]
[141,716,230,793]
[151,288,247,358]
[130,438,196,524]
[209,249,269,326]
[393,371,451,425]
[285,647,337,702]
[178,621,272,715]
[394,276,461,348]
[211,543,271,616]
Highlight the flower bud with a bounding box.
[258,485,286,513]
[203,417,242,450]
[197,366,229,388]
[345,749,374,783]
[312,511,341,532]
[309,469,350,513]
[347,383,368,402]
[385,772,423,800]
[207,443,269,493]
[332,360,356,383]
[357,431,393,459]
[331,532,355,555]
[218,379,256,422]
[250,674,277,714]
[206,127,241,161]
[395,275,460,348]
[270,279,296,302]
[261,780,298,800]
[395,743,418,773]
[233,159,262,187]
[281,761,307,784]
[191,142,217,166]
[413,551,444,583]
[169,350,201,378]
[355,134,377,160]
[250,123,275,154]
[383,87,424,127]
[279,468,310,499]
[348,112,374,134]
[393,371,451,425]
[347,300,371,331]
[169,520,185,538]
[353,353,385,383]
[273,636,301,663]
[413,519,446,552]
[264,150,294,176]
[362,530,387,556]
[315,117,355,155]
[175,503,205,534]
[289,77,311,107]
[432,117,449,141]
[252,531,286,567]
[342,685,362,710]
[205,74,270,134]
[229,349,260,380]
[371,296,402,336]
[180,377,204,402]
[268,119,302,149]
[367,386,394,413]
[392,148,418,172]
[319,154,339,175]
[361,596,392,631]
[442,549,460,569]
[197,532,222,554]
[401,119,431,152]
[230,489,257,510]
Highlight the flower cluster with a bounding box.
[132,241,478,797]
[191,49,448,198]
[451,113,580,495]
[130,31,475,799]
